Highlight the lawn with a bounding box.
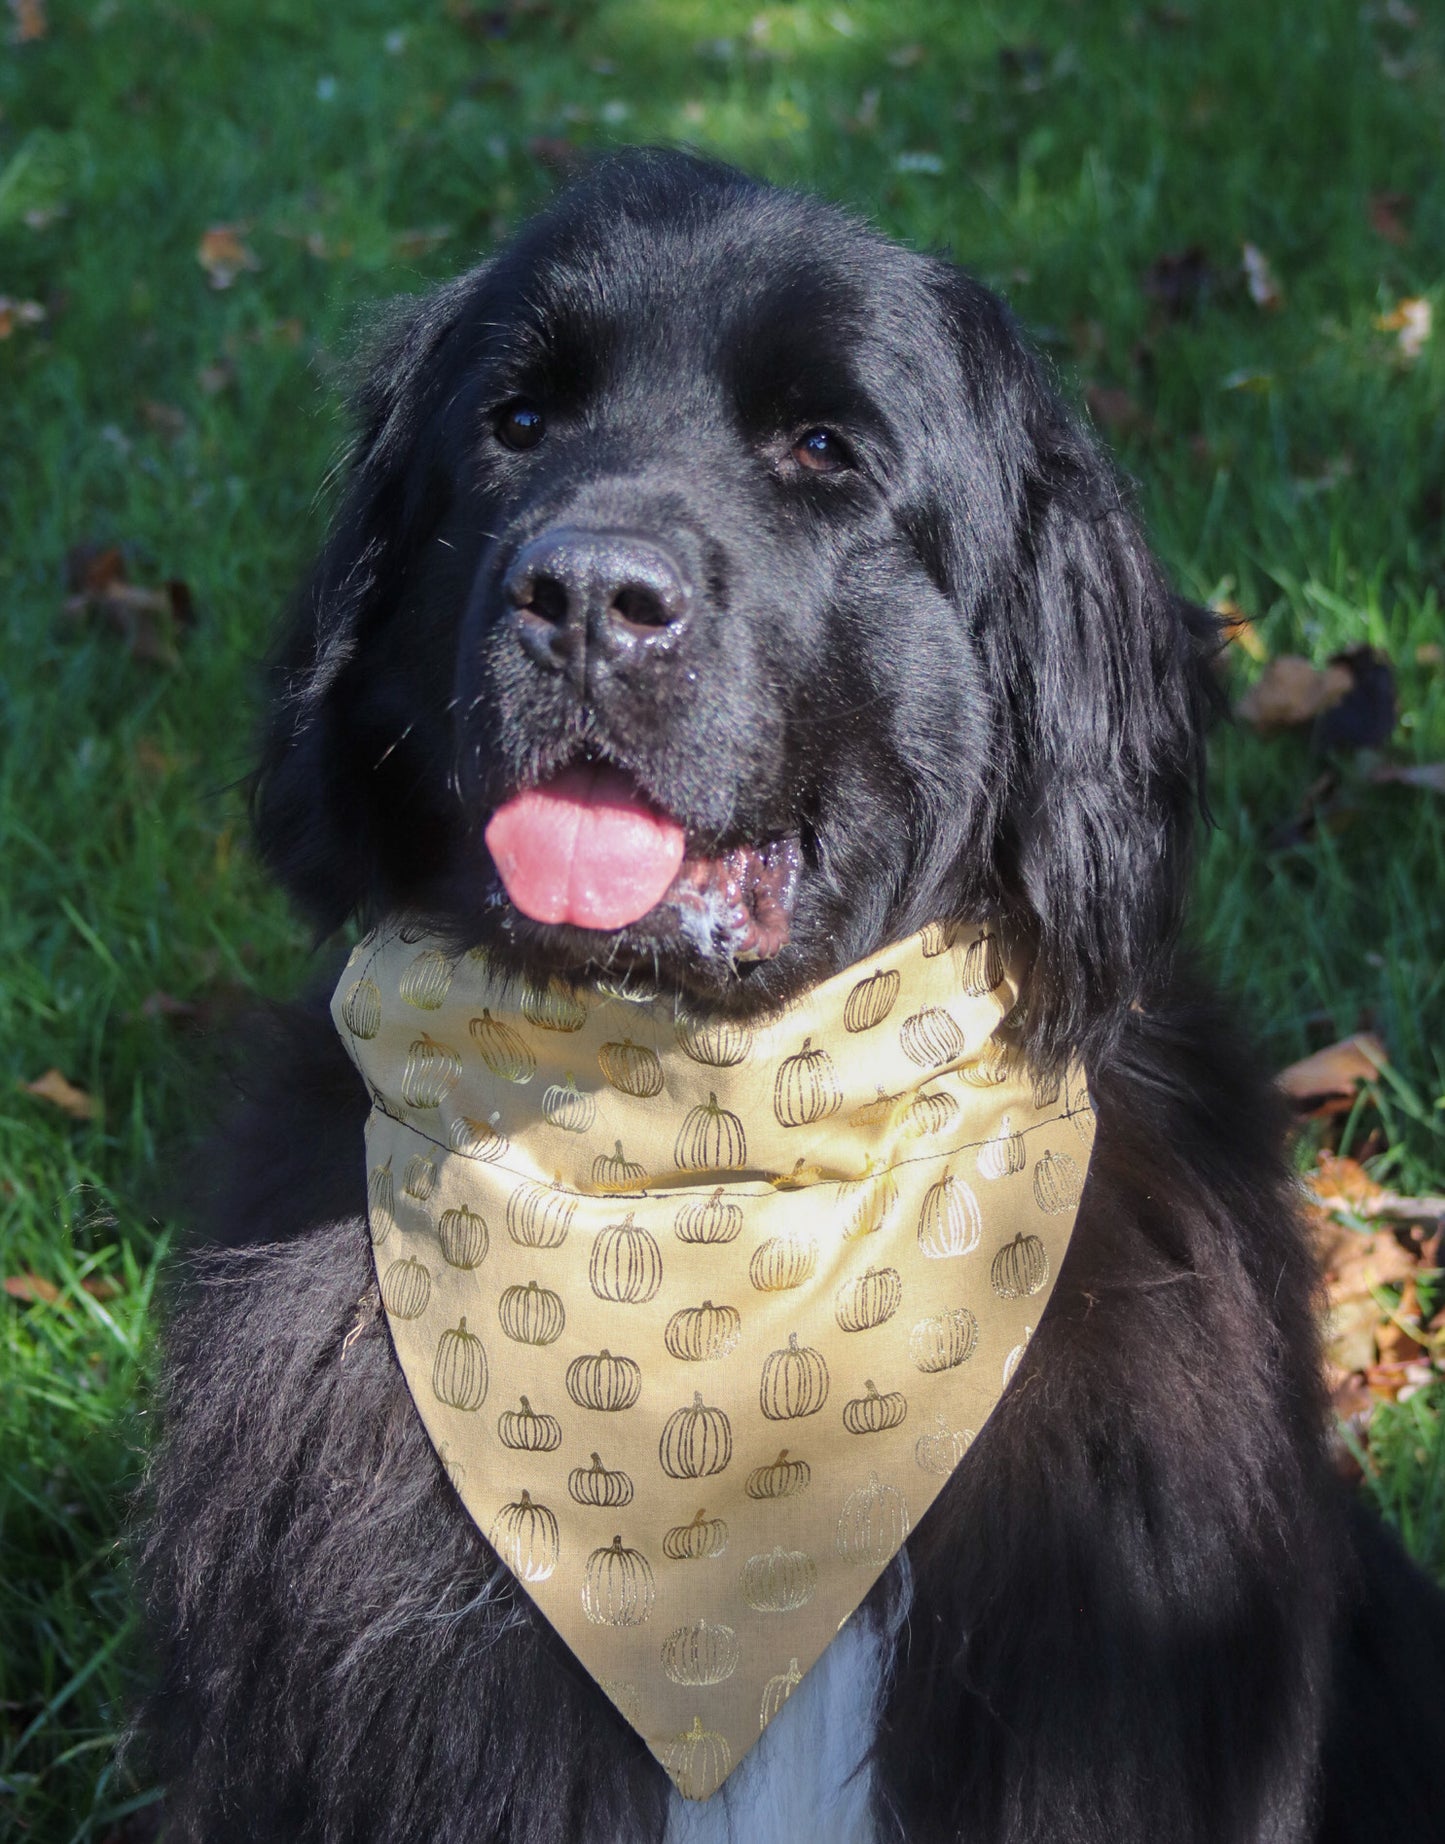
[2,0,1442,1834]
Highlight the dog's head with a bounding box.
[255,147,1216,1067]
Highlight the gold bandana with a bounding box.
[332,919,1094,1799]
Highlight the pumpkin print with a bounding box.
[906,1086,959,1138]
[1068,1078,1095,1139]
[664,1717,733,1801]
[566,1348,642,1412]
[541,1074,597,1135]
[468,1009,535,1084]
[760,1333,830,1421]
[899,1006,966,1070]
[918,1169,983,1259]
[497,1279,565,1347]
[840,1165,899,1241]
[959,1042,1010,1089]
[851,1086,904,1128]
[673,1091,748,1173]
[399,948,454,1010]
[844,967,901,1034]
[488,1490,558,1583]
[774,1037,842,1128]
[568,1451,634,1508]
[438,1203,488,1270]
[760,1658,803,1730]
[842,1379,908,1435]
[448,1114,508,1162]
[1033,1149,1083,1215]
[1031,1068,1062,1109]
[676,1014,752,1068]
[598,1036,664,1098]
[505,1179,576,1250]
[497,1395,562,1453]
[599,1680,641,1728]
[909,1306,979,1373]
[342,976,381,1039]
[401,1034,462,1108]
[835,1471,910,1565]
[662,1508,729,1562]
[589,1214,663,1304]
[919,919,957,957]
[397,921,428,944]
[661,1620,739,1687]
[402,1153,437,1201]
[991,1230,1050,1299]
[438,1442,464,1492]
[749,1232,818,1293]
[582,1535,655,1627]
[380,1255,430,1320]
[521,976,586,1033]
[674,1187,743,1246]
[367,1162,395,1245]
[1004,1327,1032,1387]
[978,1115,1026,1181]
[915,1413,974,1476]
[593,1139,646,1195]
[745,1448,811,1501]
[664,1300,742,1364]
[739,1545,817,1613]
[432,1316,488,1410]
[659,1392,733,1479]
[769,1156,828,1191]
[960,928,1004,996]
[834,1265,903,1333]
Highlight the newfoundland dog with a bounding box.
[138,148,1445,1843]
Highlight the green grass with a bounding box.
[3,0,1443,1832]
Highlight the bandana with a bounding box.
[332,919,1094,1800]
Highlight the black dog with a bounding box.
[139,148,1445,1843]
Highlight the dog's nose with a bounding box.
[504,528,691,682]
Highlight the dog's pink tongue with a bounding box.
[485,766,685,931]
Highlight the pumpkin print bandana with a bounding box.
[332,918,1094,1800]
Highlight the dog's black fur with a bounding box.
[138,150,1445,1842]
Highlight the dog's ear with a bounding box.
[930,268,1221,1066]
[251,272,482,932]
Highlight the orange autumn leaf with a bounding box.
[7,0,46,43]
[1278,1035,1387,1105]
[197,224,261,289]
[4,1273,61,1305]
[20,1067,99,1120]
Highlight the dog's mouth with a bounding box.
[483,762,802,964]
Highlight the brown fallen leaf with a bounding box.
[1085,384,1149,437]
[1236,655,1351,729]
[20,1068,99,1120]
[1241,241,1282,311]
[6,0,46,43]
[197,224,261,290]
[1278,1033,1388,1104]
[1368,190,1411,245]
[5,1273,61,1305]
[63,545,194,667]
[1371,761,1445,795]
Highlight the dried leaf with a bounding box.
[1214,597,1268,662]
[1371,761,1445,795]
[4,1273,61,1305]
[1086,385,1148,436]
[63,547,194,667]
[19,1068,99,1120]
[1241,241,1282,310]
[1278,1034,1388,1104]
[1236,655,1351,729]
[1375,296,1431,362]
[1368,190,1411,245]
[197,224,261,289]
[7,0,46,43]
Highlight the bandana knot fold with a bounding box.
[333,919,1094,1799]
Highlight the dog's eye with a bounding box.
[791,427,853,474]
[495,402,545,451]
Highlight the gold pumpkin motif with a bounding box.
[850,1086,904,1128]
[505,1178,576,1250]
[905,1086,959,1138]
[401,1034,462,1108]
[843,966,901,1034]
[739,1545,817,1613]
[744,1448,811,1501]
[760,1658,803,1729]
[380,1254,430,1320]
[1033,1149,1083,1214]
[582,1535,655,1627]
[399,948,455,1010]
[589,1214,663,1305]
[774,1037,843,1128]
[759,1333,830,1421]
[1031,1068,1062,1109]
[660,1619,739,1686]
[367,1162,395,1246]
[959,1041,1010,1088]
[497,1395,562,1453]
[598,1036,664,1098]
[402,1153,437,1201]
[835,1471,910,1565]
[749,1231,818,1292]
[840,1164,899,1240]
[674,1091,749,1173]
[432,1316,488,1410]
[468,1009,535,1084]
[593,1139,647,1195]
[909,1305,979,1373]
[342,976,382,1039]
[676,1014,752,1068]
[990,1230,1050,1298]
[448,1114,508,1162]
[488,1489,558,1583]
[568,1451,634,1508]
[664,1300,742,1364]
[541,1074,597,1135]
[959,929,1004,997]
[662,1507,729,1562]
[497,1279,565,1347]
[842,1379,908,1435]
[899,1005,966,1070]
[566,1348,642,1412]
[834,1265,903,1333]
[978,1115,1026,1181]
[915,1414,974,1475]
[918,1169,982,1259]
[437,1203,488,1270]
[659,1392,733,1479]
[674,1187,743,1245]
[663,1716,733,1800]
[520,976,587,1033]
[919,919,957,957]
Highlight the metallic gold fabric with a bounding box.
[332,919,1094,1799]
